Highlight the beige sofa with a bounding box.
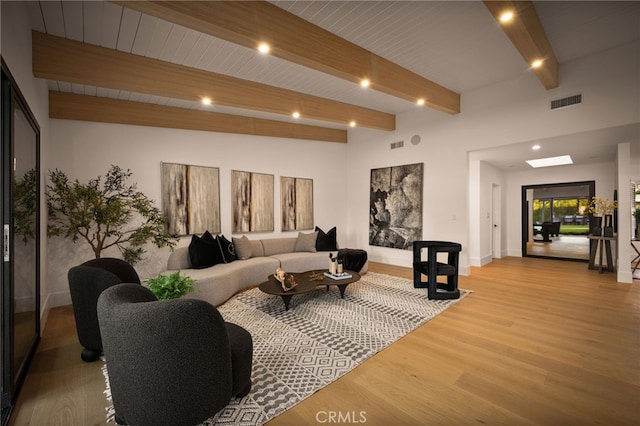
[165,236,367,307]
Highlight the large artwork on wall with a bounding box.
[161,162,220,236]
[232,170,274,233]
[281,177,314,231]
[369,163,423,249]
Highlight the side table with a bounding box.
[588,235,615,273]
[632,239,640,273]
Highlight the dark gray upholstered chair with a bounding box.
[97,284,253,426]
[68,258,141,362]
[413,241,461,300]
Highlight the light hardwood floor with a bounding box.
[9,258,640,425]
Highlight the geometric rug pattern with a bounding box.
[104,272,469,425]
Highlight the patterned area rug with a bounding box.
[104,272,469,425]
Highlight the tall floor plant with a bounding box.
[47,165,177,264]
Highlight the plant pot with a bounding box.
[592,216,602,236]
[603,214,614,237]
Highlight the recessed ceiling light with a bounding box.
[499,11,514,23]
[360,79,370,88]
[292,111,300,119]
[532,144,541,150]
[416,98,425,106]
[201,97,212,106]
[531,59,544,68]
[349,120,356,127]
[526,155,573,168]
[257,42,270,54]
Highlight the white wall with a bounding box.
[632,142,640,180]
[468,160,506,266]
[617,143,632,282]
[46,120,351,306]
[2,1,51,320]
[346,40,639,273]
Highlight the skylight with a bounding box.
[526,155,573,168]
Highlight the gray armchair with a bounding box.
[97,284,253,426]
[68,258,141,362]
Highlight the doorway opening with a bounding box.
[522,181,595,261]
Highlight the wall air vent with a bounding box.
[390,141,404,149]
[550,94,582,110]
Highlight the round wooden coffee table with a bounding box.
[258,270,360,310]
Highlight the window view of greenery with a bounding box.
[533,197,591,235]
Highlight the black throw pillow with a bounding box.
[217,234,238,263]
[315,226,337,251]
[188,231,225,269]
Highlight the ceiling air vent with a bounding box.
[390,141,404,149]
[550,94,582,110]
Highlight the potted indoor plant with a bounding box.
[587,196,617,236]
[145,271,195,300]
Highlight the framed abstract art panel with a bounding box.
[369,163,423,249]
[232,170,274,233]
[161,162,220,235]
[281,177,313,231]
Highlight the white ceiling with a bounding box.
[25,1,640,169]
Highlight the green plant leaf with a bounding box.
[145,271,195,300]
[46,165,178,264]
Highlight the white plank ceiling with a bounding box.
[23,0,640,168]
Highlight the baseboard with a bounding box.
[47,290,72,308]
[469,255,493,267]
[458,265,470,276]
[617,270,633,284]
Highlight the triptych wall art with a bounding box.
[161,162,221,236]
[281,177,314,231]
[231,170,274,233]
[369,162,423,249]
[163,164,316,235]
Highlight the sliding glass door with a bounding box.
[1,59,41,424]
[522,181,595,261]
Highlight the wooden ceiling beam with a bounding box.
[33,31,394,131]
[483,1,559,89]
[110,0,461,115]
[49,91,348,143]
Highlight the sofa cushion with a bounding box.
[294,231,318,253]
[261,238,297,256]
[315,226,337,251]
[250,239,265,257]
[272,252,329,273]
[233,235,253,260]
[188,231,225,269]
[217,235,237,263]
